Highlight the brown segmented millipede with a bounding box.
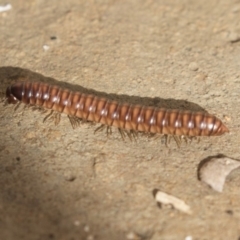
[5,81,229,144]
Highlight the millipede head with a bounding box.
[6,84,22,104]
[6,86,17,104]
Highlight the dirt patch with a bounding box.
[0,0,240,239]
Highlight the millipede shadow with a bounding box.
[0,66,207,113]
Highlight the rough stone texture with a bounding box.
[0,0,239,239]
[199,157,240,192]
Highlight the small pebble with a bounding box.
[43,44,50,51]
[50,36,57,40]
[195,72,207,81]
[154,189,192,214]
[225,210,233,215]
[87,235,94,240]
[84,225,90,232]
[185,236,193,240]
[0,4,12,13]
[224,115,231,122]
[232,5,240,13]
[188,62,198,71]
[199,157,240,192]
[228,31,240,43]
[74,220,80,226]
[63,170,76,181]
[126,232,140,240]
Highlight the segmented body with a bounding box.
[6,81,229,137]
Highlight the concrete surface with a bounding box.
[0,0,240,239]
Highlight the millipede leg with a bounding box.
[196,136,200,143]
[181,135,188,144]
[147,132,157,139]
[173,135,181,148]
[163,135,167,147]
[94,124,106,134]
[68,115,75,128]
[161,135,165,145]
[126,131,133,141]
[118,128,126,141]
[68,115,82,129]
[23,104,31,110]
[42,110,61,125]
[31,105,44,111]
[151,133,161,141]
[14,102,21,111]
[53,112,61,125]
[163,134,171,147]
[124,130,138,142]
[43,110,54,123]
[41,109,49,114]
[106,126,112,136]
[130,130,138,142]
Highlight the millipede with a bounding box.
[5,81,229,146]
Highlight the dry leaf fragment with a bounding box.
[153,189,192,215]
[199,157,240,192]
